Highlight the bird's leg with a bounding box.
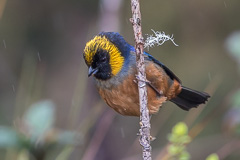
[148,83,163,97]
[134,75,163,96]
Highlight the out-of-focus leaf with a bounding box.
[168,122,191,144]
[17,149,30,160]
[225,31,240,65]
[55,146,74,160]
[168,145,182,155]
[23,100,55,139]
[236,125,240,135]
[168,134,190,144]
[232,89,240,107]
[57,131,82,145]
[179,151,190,160]
[172,122,188,136]
[167,122,191,160]
[206,153,219,160]
[0,126,19,148]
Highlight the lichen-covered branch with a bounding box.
[130,0,152,159]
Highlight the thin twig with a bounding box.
[216,139,240,159]
[82,110,115,160]
[130,0,152,160]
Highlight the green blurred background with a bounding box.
[1,0,240,159]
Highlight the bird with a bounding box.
[83,32,210,116]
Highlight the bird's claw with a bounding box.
[150,136,156,141]
[134,75,163,96]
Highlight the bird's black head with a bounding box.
[88,49,112,80]
[83,32,130,80]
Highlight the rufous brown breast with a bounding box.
[97,61,182,116]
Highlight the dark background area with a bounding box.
[0,0,240,159]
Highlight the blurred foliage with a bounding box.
[0,127,20,148]
[23,100,55,140]
[167,122,191,160]
[0,100,80,160]
[225,31,240,65]
[223,31,240,136]
[222,89,240,135]
[206,153,219,160]
[231,89,240,107]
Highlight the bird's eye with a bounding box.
[100,57,107,63]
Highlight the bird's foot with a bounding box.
[134,75,163,96]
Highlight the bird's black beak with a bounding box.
[88,66,98,77]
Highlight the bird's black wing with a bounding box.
[144,52,182,83]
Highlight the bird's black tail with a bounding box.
[170,86,210,111]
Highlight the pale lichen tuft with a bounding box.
[144,29,178,50]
